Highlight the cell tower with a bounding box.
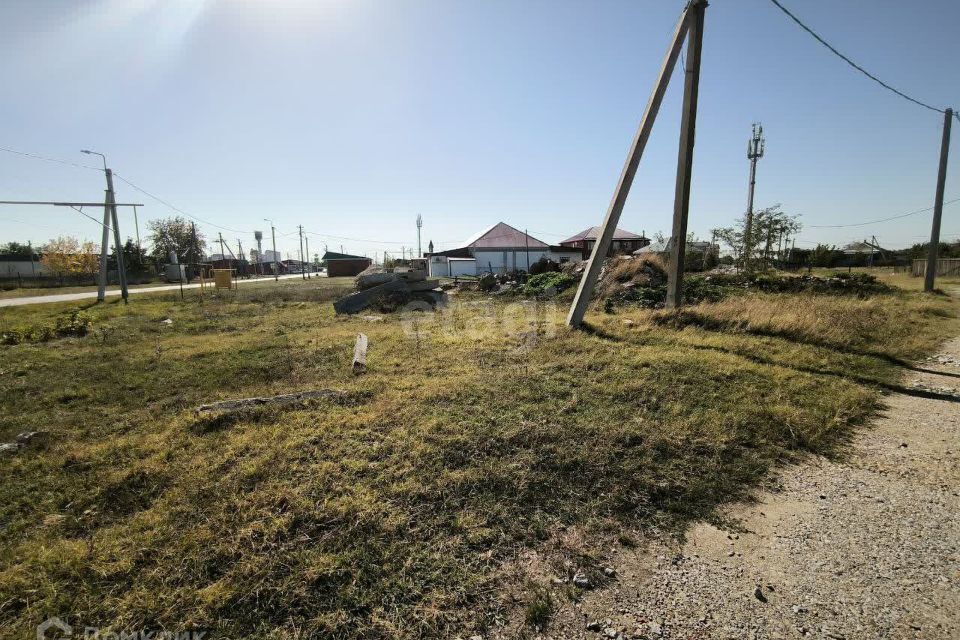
[416,214,423,258]
[744,123,765,270]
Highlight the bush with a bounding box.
[1,309,92,345]
[522,271,576,296]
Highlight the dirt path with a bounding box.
[547,338,960,639]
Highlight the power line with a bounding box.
[767,0,950,115]
[0,146,102,171]
[111,172,251,235]
[806,197,960,229]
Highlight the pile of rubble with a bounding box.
[333,267,447,314]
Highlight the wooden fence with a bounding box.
[912,258,960,277]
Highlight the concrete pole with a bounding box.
[305,235,311,278]
[270,225,278,281]
[664,0,707,309]
[97,188,110,301]
[925,108,953,292]
[298,225,306,279]
[105,169,128,302]
[566,4,692,327]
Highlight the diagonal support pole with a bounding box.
[665,0,707,308]
[566,4,694,327]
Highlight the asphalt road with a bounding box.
[0,273,313,307]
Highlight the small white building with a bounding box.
[428,222,582,276]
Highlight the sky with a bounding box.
[1,0,958,260]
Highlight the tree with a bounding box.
[0,241,36,258]
[147,216,205,263]
[713,205,800,271]
[110,238,150,275]
[41,236,99,275]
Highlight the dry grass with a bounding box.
[0,280,955,638]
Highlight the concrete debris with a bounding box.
[334,267,447,314]
[352,333,368,375]
[0,430,50,455]
[195,389,347,414]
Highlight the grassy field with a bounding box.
[0,275,956,638]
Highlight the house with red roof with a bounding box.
[559,226,650,259]
[426,222,582,276]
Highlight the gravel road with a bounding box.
[542,338,960,639]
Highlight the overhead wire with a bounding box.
[767,0,950,115]
[0,146,103,171]
[806,197,960,229]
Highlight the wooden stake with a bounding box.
[665,1,707,309]
[566,5,693,327]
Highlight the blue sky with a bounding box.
[1,0,958,259]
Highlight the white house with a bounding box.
[428,222,582,276]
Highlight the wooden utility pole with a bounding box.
[925,107,953,292]
[665,0,707,309]
[566,3,696,327]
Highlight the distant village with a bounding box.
[0,217,945,289]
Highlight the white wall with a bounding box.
[428,256,477,278]
[472,249,581,273]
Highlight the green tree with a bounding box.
[713,205,800,271]
[147,216,206,263]
[0,241,36,257]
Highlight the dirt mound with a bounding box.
[595,255,668,299]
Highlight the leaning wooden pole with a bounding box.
[665,0,707,308]
[924,107,953,292]
[566,4,694,327]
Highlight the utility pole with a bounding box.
[925,107,953,292]
[237,240,244,275]
[525,228,531,272]
[97,184,110,301]
[298,225,306,280]
[566,1,699,327]
[132,205,142,260]
[254,230,264,276]
[189,222,197,282]
[264,219,278,281]
[416,214,423,257]
[105,168,128,303]
[664,0,706,309]
[305,235,311,278]
[744,123,765,272]
[218,233,227,264]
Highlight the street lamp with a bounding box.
[264,218,278,282]
[80,149,129,302]
[80,149,108,172]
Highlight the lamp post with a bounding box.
[81,149,128,303]
[264,218,278,281]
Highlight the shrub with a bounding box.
[1,309,92,345]
[522,271,576,296]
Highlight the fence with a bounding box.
[0,272,156,291]
[912,258,960,277]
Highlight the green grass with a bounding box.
[0,278,955,638]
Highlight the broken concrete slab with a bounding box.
[334,279,410,314]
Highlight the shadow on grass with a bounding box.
[590,321,960,404]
